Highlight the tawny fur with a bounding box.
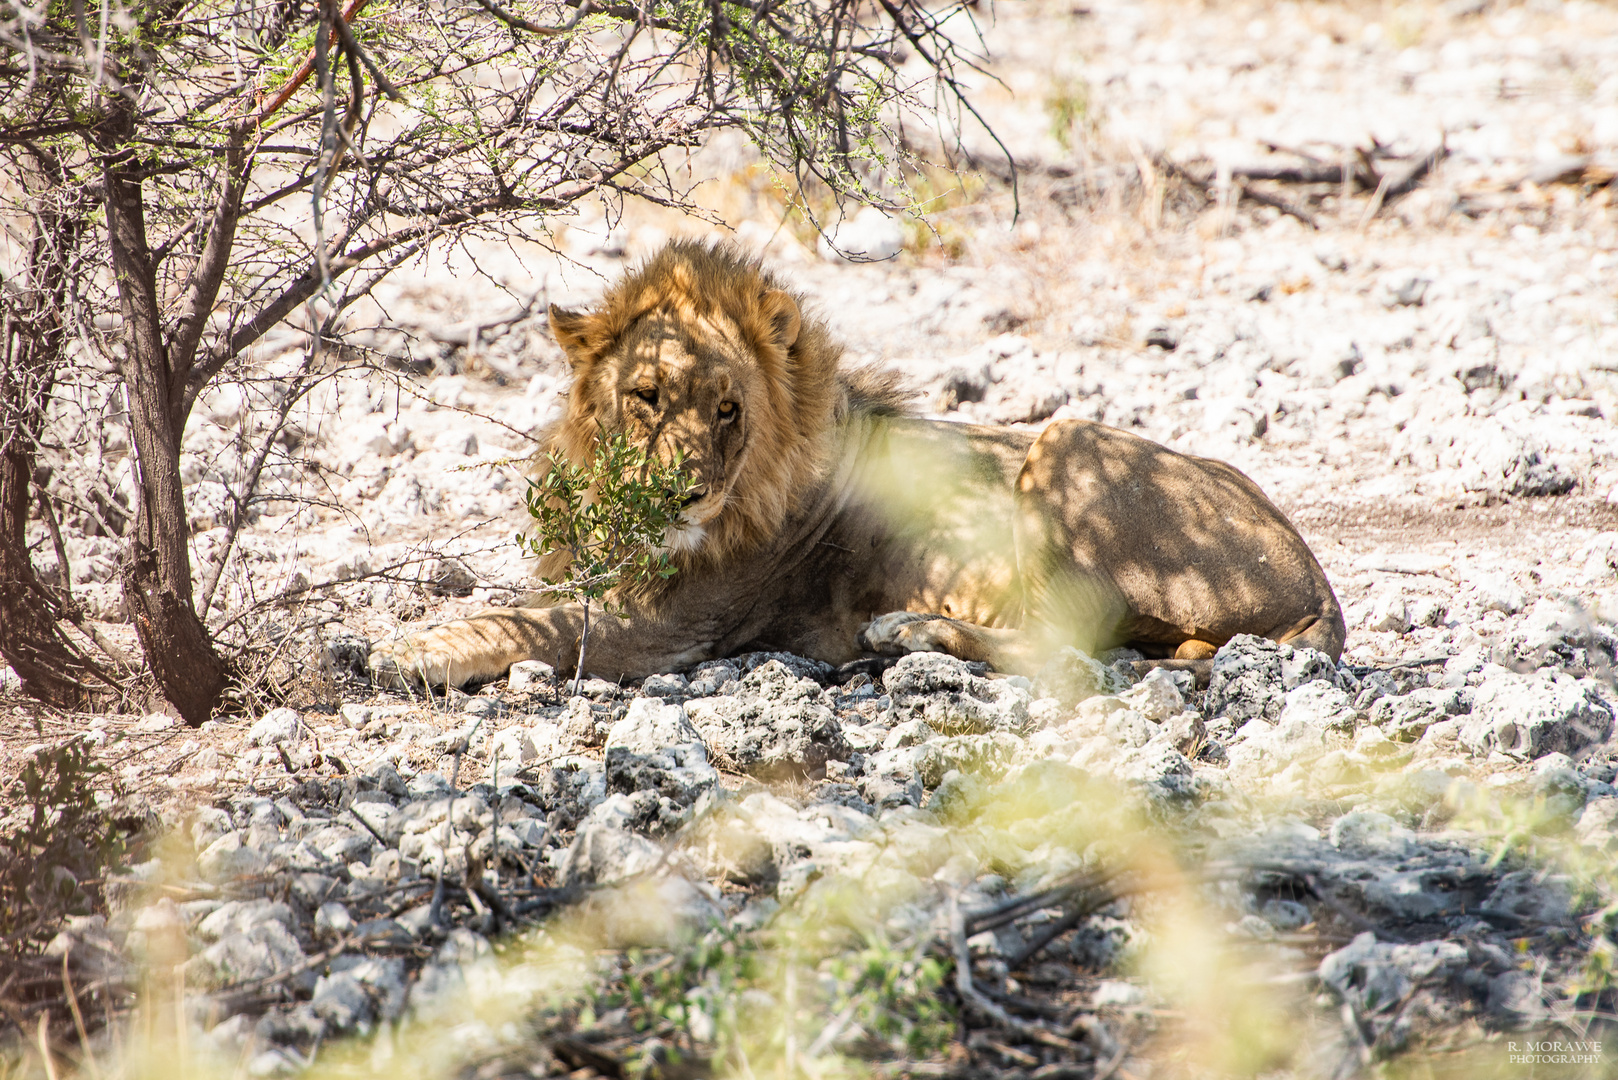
[368,239,1344,691]
[541,241,902,577]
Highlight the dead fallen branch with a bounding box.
[412,291,541,348]
[1156,140,1447,230]
[949,894,1088,1053]
[964,867,1118,937]
[1236,182,1321,229]
[1234,161,1367,185]
[1008,904,1096,970]
[1156,157,1319,230]
[1360,142,1447,226]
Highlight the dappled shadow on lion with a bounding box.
[368,239,1344,692]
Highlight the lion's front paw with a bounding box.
[858,611,951,656]
[367,629,483,690]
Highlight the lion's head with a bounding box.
[544,240,860,566]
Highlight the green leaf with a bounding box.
[518,428,701,607]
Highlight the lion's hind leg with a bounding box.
[1012,419,1347,665]
[858,611,1032,671]
[1270,612,1347,660]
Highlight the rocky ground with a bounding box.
[7,0,1618,1076]
[15,639,1618,1079]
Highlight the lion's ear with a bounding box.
[548,304,593,365]
[759,289,801,351]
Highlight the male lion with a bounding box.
[368,240,1344,689]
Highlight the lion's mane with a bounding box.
[540,240,907,574]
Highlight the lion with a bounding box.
[368,240,1345,690]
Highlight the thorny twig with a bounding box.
[197,360,317,615]
[964,867,1118,937]
[949,894,1086,1053]
[59,948,102,1080]
[206,936,353,1011]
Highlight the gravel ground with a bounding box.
[6,0,1618,1076]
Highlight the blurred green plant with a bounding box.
[602,919,953,1075]
[518,431,700,695]
[1445,775,1618,1023]
[1045,76,1096,153]
[0,739,124,957]
[823,938,954,1058]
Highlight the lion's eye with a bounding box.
[718,401,738,422]
[636,387,658,407]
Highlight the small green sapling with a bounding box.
[518,431,700,696]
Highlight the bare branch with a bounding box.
[251,0,377,125]
[329,6,403,102]
[168,124,248,380]
[198,370,308,614]
[2,0,1002,716]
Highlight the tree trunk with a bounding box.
[98,103,233,726]
[0,343,105,710]
[0,146,116,710]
